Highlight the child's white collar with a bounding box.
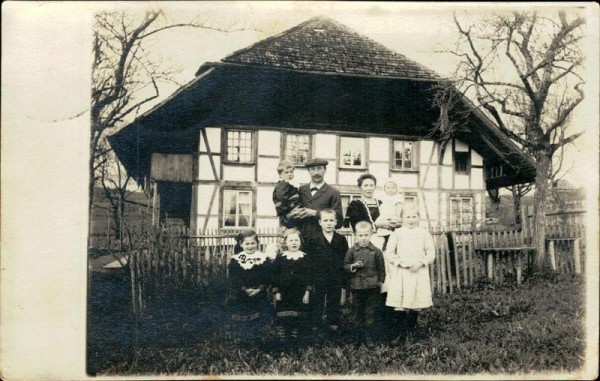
[281,250,306,261]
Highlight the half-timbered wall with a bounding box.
[188,126,487,233]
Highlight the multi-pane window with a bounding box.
[454,152,470,175]
[340,137,366,168]
[226,130,253,163]
[392,140,417,170]
[284,133,310,165]
[223,190,252,228]
[450,197,473,228]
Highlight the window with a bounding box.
[488,164,503,179]
[223,189,253,228]
[225,130,253,163]
[450,197,473,228]
[454,152,470,175]
[284,133,311,165]
[341,193,361,218]
[403,194,418,208]
[392,140,417,170]
[339,136,366,168]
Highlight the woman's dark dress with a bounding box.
[344,199,382,232]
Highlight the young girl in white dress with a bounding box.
[384,204,435,344]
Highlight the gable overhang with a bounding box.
[109,63,535,187]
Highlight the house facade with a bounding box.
[109,17,535,233]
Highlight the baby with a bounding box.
[272,160,303,228]
[374,178,405,239]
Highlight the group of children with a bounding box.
[227,160,436,347]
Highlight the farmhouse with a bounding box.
[109,17,535,233]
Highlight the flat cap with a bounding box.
[305,158,329,168]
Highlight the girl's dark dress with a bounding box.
[227,251,271,339]
[271,251,314,335]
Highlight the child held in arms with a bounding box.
[344,221,386,346]
[305,209,349,334]
[272,160,303,228]
[384,204,435,345]
[374,178,404,251]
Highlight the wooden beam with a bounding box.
[202,184,219,232]
[201,128,220,181]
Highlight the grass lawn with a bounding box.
[88,271,585,376]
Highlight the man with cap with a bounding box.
[292,158,343,240]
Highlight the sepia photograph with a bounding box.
[1,1,599,379]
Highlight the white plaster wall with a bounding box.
[471,168,484,189]
[442,145,453,165]
[258,130,280,156]
[472,149,483,166]
[324,160,336,184]
[314,134,337,159]
[420,140,437,164]
[198,154,220,181]
[441,167,453,188]
[257,157,280,183]
[256,217,280,230]
[455,139,469,152]
[421,164,438,188]
[222,165,255,182]
[195,183,219,216]
[200,127,221,153]
[390,172,418,188]
[439,192,447,226]
[338,170,361,186]
[196,216,219,231]
[420,191,439,226]
[455,174,470,189]
[369,162,389,184]
[475,192,483,224]
[369,137,389,161]
[256,186,276,216]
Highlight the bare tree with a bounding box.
[90,10,250,246]
[450,11,585,272]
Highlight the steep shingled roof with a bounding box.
[220,17,440,80]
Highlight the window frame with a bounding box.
[220,185,255,229]
[390,139,419,172]
[448,195,474,229]
[222,129,256,165]
[454,151,471,175]
[281,132,313,166]
[338,136,368,169]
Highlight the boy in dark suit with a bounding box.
[306,208,349,334]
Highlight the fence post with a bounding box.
[516,251,522,285]
[487,252,493,281]
[548,240,557,272]
[573,238,581,274]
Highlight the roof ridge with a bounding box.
[221,17,323,63]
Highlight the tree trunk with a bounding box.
[531,152,552,273]
[512,186,522,225]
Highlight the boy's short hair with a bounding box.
[354,221,373,233]
[400,204,419,217]
[319,208,337,220]
[277,160,295,175]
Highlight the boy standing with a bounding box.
[306,209,349,334]
[344,221,386,344]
